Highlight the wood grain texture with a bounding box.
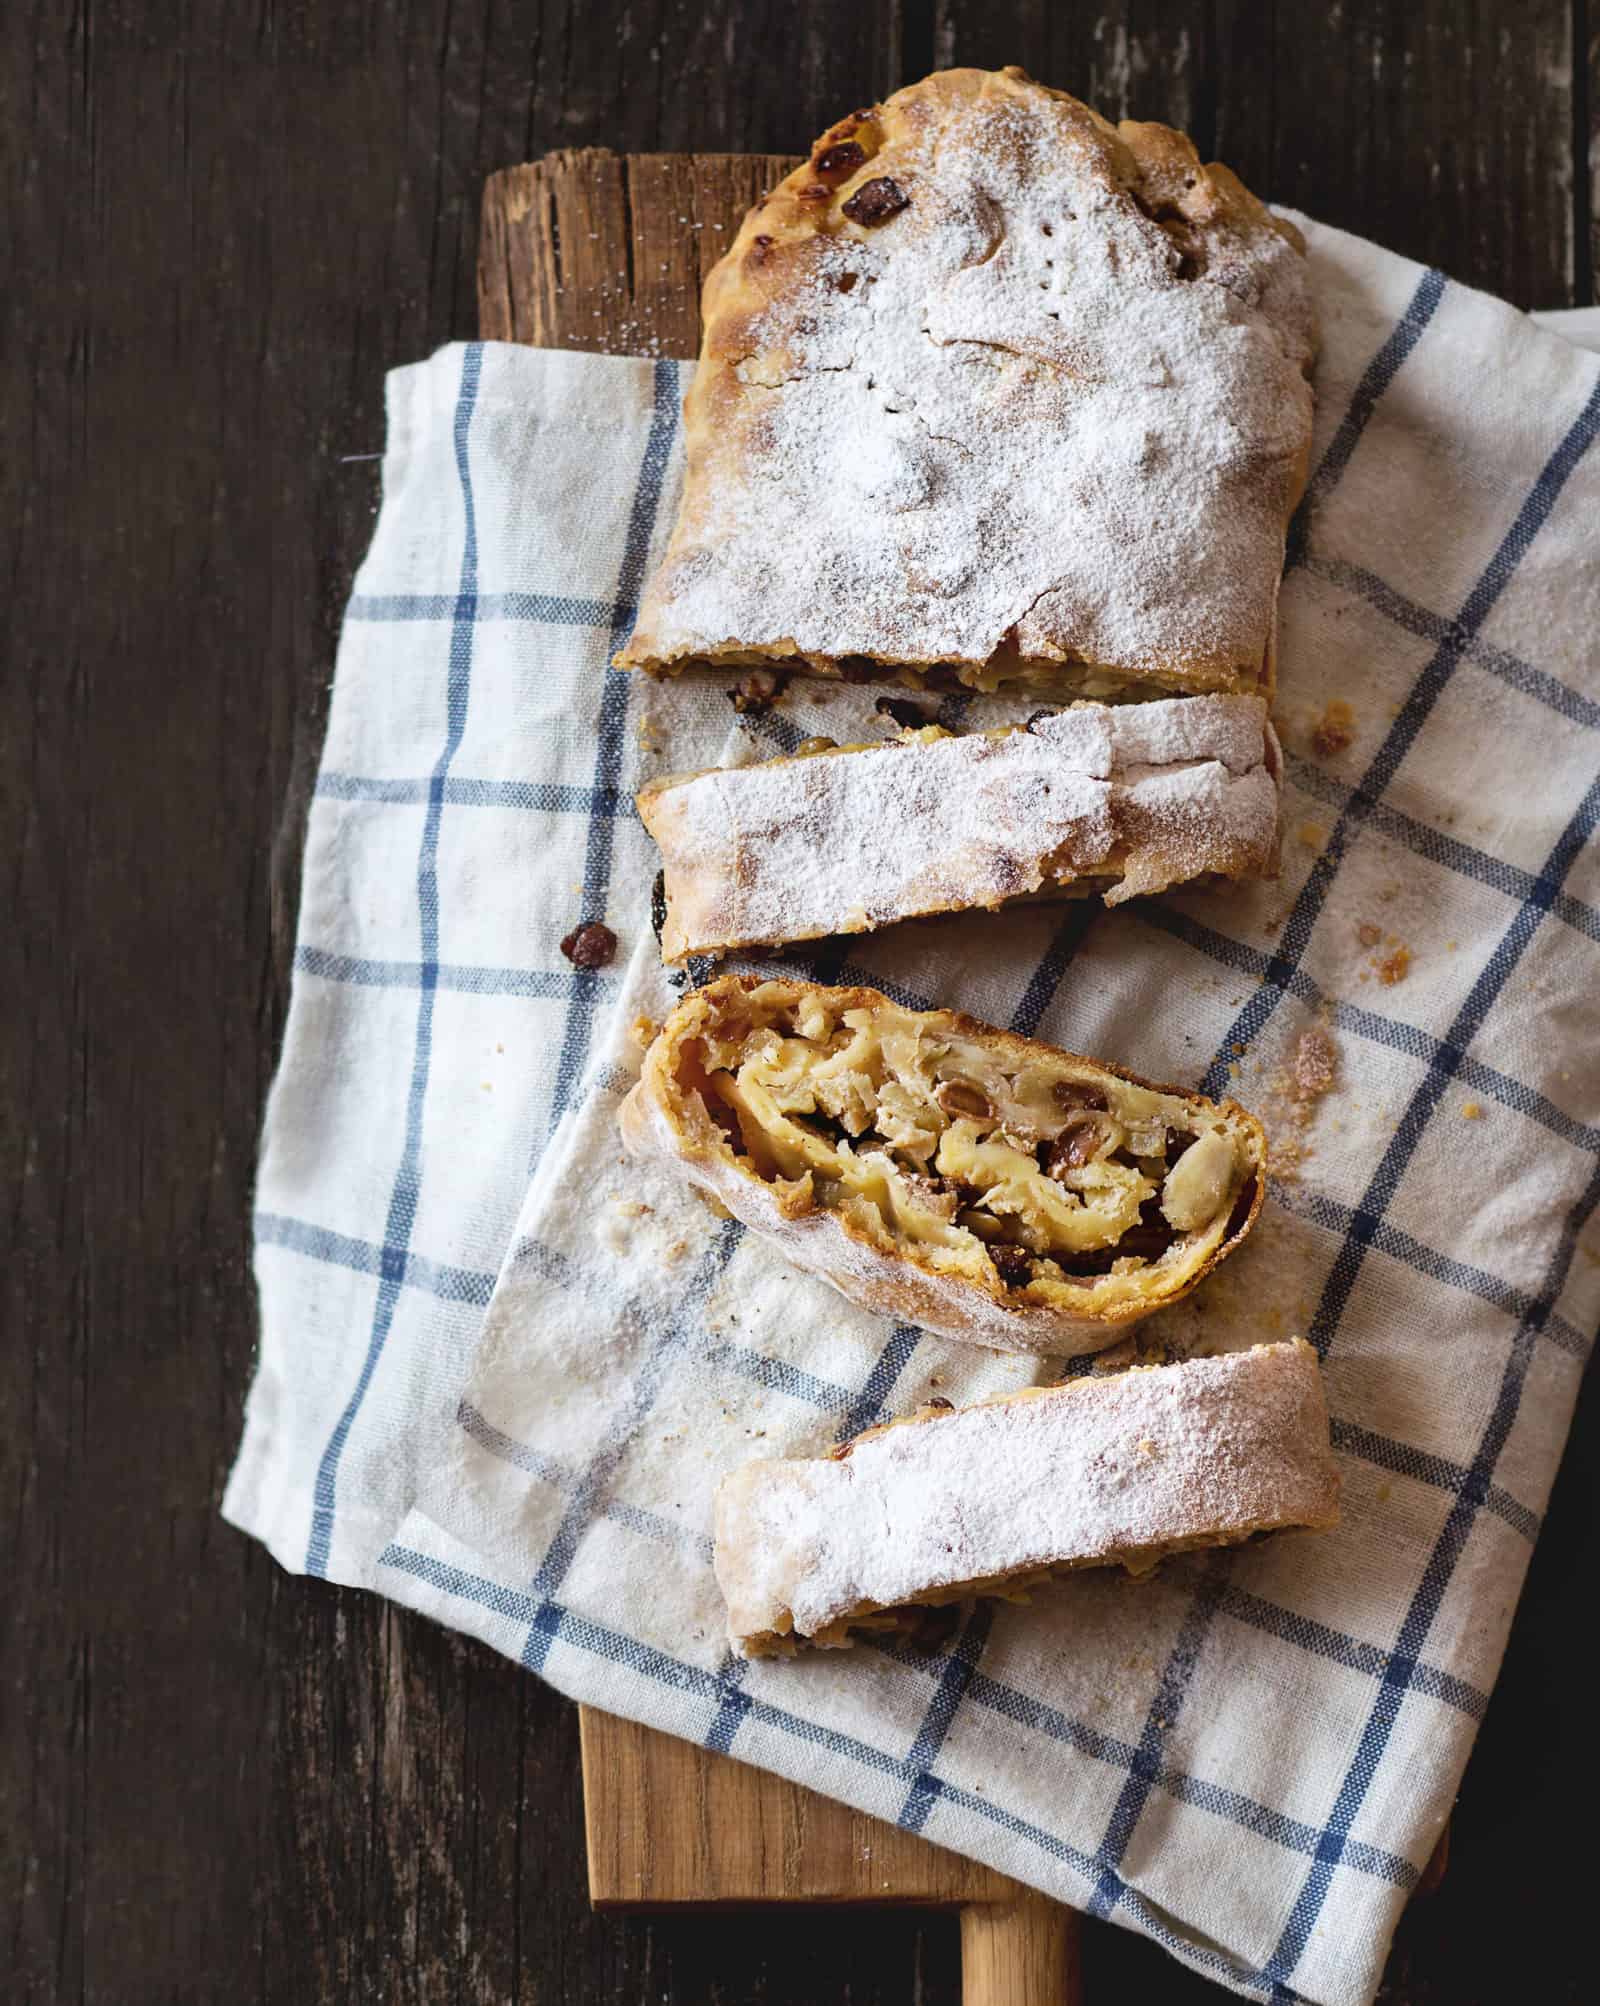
[3,5,1597,2005]
[1585,0,1599,301]
[936,0,1581,303]
[480,150,801,353]
[581,1710,1016,1908]
[961,1898,1083,2006]
[580,1708,1076,2003]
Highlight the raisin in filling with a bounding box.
[683,992,1246,1299]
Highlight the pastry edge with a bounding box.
[618,975,1267,1356]
[713,1338,1340,1655]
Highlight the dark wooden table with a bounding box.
[6,6,1597,2001]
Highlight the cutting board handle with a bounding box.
[961,1896,1082,2005]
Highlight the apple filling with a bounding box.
[674,982,1261,1311]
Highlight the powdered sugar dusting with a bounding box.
[1100,692,1272,772]
[622,70,1316,693]
[714,1339,1338,1649]
[640,694,1279,957]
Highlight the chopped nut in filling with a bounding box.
[646,978,1263,1317]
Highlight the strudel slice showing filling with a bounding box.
[639,694,1280,962]
[616,66,1316,700]
[620,977,1265,1355]
[715,1340,1339,1656]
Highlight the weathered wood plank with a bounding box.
[581,1709,1017,1908]
[930,2,1217,145]
[480,151,801,354]
[1584,0,1599,300]
[1212,0,1575,305]
[2,5,963,1999]
[935,1,1578,304]
[483,142,1078,1960]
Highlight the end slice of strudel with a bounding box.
[715,1340,1339,1656]
[616,66,1316,700]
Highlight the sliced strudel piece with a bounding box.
[619,977,1265,1355]
[639,694,1280,961]
[715,1340,1339,1656]
[616,66,1316,700]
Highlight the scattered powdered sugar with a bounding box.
[1098,691,1272,772]
[624,72,1315,691]
[640,694,1278,957]
[714,1340,1338,1648]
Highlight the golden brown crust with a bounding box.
[616,66,1317,699]
[619,975,1267,1356]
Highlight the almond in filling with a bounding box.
[679,987,1256,1301]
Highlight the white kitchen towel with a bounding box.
[224,220,1600,2006]
[1533,304,1600,352]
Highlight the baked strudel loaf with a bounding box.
[715,1340,1339,1656]
[616,65,1317,699]
[620,976,1265,1355]
[639,693,1280,961]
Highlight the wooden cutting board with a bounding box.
[476,148,1446,2005]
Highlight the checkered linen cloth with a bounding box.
[224,221,1600,2006]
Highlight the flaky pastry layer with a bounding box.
[616,66,1316,699]
[619,976,1265,1354]
[638,694,1281,961]
[714,1340,1339,1655]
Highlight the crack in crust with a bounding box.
[616,65,1317,699]
[637,693,1283,961]
[619,975,1267,1355]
